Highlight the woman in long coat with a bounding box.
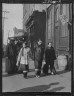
[6,40,17,74]
[34,39,44,78]
[16,42,30,78]
[45,42,56,75]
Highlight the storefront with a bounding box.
[25,10,46,55]
[46,4,72,56]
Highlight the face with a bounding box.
[38,40,42,45]
[10,40,14,44]
[8,40,10,43]
[15,41,17,44]
[23,43,26,48]
[48,43,52,47]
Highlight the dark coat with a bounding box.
[34,44,44,61]
[45,46,56,61]
[34,44,44,69]
[5,43,17,73]
[6,43,17,58]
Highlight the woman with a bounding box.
[34,39,44,78]
[6,40,17,74]
[16,42,30,78]
[45,42,56,75]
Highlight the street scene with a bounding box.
[2,3,72,92]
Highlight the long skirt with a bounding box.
[6,57,17,73]
[18,64,29,72]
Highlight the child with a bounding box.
[16,42,30,78]
[45,42,56,75]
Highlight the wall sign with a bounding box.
[59,14,68,25]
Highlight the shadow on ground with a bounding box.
[56,70,71,75]
[2,72,22,77]
[16,82,64,92]
[44,87,65,92]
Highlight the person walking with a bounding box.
[34,39,44,78]
[16,42,30,78]
[45,42,56,75]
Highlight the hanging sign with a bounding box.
[59,14,68,25]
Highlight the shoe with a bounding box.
[23,75,27,79]
[36,75,40,78]
[23,73,27,78]
[51,72,54,75]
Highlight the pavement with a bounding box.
[2,58,71,92]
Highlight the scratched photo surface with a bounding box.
[2,3,72,93]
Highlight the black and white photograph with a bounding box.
[2,2,72,93]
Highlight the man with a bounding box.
[45,42,56,75]
[34,39,44,78]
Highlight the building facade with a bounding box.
[23,4,49,31]
[23,4,47,55]
[46,4,72,56]
[23,4,72,56]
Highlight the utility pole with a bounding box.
[2,10,10,47]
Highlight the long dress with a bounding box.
[6,43,17,73]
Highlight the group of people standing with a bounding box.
[6,38,56,79]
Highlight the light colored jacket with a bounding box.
[16,47,30,65]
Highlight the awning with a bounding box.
[8,32,28,41]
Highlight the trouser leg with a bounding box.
[50,61,54,72]
[23,71,27,78]
[23,65,28,78]
[50,60,56,74]
[37,60,42,76]
[43,60,49,74]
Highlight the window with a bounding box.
[47,9,51,26]
[60,4,63,15]
[47,6,52,39]
[60,22,68,37]
[48,25,51,39]
[60,4,68,37]
[55,7,59,22]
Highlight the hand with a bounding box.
[16,62,18,66]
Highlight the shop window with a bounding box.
[60,23,68,37]
[48,25,51,39]
[60,4,68,37]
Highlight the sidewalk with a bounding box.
[2,58,71,92]
[2,70,71,92]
